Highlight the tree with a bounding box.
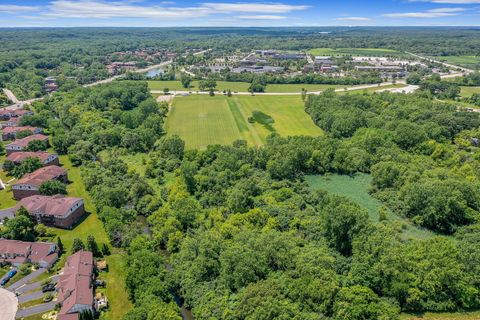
[163,87,170,95]
[79,309,94,320]
[57,237,64,254]
[16,130,34,139]
[180,75,192,89]
[9,157,43,178]
[26,139,48,152]
[209,88,215,96]
[2,208,35,241]
[39,180,67,196]
[102,243,111,256]
[227,89,232,97]
[72,238,85,253]
[86,235,101,257]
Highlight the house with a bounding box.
[5,134,49,155]
[5,151,60,167]
[15,195,85,229]
[44,77,59,93]
[0,238,58,268]
[12,165,68,200]
[1,117,21,128]
[1,126,42,140]
[57,250,95,319]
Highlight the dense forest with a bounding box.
[17,80,480,319]
[1,27,479,99]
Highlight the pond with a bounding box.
[145,67,164,78]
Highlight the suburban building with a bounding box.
[0,238,58,268]
[232,66,284,74]
[57,250,95,320]
[1,117,21,128]
[12,165,68,200]
[5,151,60,167]
[44,77,59,93]
[15,195,85,229]
[1,126,42,140]
[5,134,49,155]
[354,65,404,72]
[0,108,34,121]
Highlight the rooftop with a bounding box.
[15,165,67,188]
[17,195,83,218]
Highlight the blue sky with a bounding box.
[1,0,480,27]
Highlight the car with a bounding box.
[7,270,17,278]
[1,278,9,286]
[42,283,56,293]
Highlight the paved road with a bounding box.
[16,301,56,318]
[0,288,18,320]
[18,290,44,304]
[8,268,46,292]
[405,51,474,74]
[15,275,59,295]
[3,88,19,104]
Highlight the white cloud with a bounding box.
[40,0,308,20]
[383,7,465,18]
[336,16,371,21]
[202,2,310,13]
[238,15,286,20]
[0,5,40,13]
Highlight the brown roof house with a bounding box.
[15,195,85,229]
[0,238,58,268]
[2,126,42,140]
[12,165,68,200]
[6,134,49,155]
[57,250,94,320]
[5,151,60,167]
[0,108,33,121]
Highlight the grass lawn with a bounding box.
[148,80,346,93]
[19,296,47,309]
[309,47,403,57]
[165,95,323,149]
[460,86,480,98]
[435,55,480,70]
[0,152,17,209]
[305,174,433,240]
[96,251,133,320]
[401,311,480,320]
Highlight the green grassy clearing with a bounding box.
[309,47,403,57]
[96,251,133,320]
[148,80,346,93]
[19,296,48,309]
[460,86,480,98]
[165,95,323,149]
[401,311,480,320]
[435,56,480,70]
[0,151,17,209]
[305,174,433,240]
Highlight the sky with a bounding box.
[0,0,480,27]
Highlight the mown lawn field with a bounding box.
[165,95,323,149]
[305,174,433,240]
[436,55,480,70]
[309,47,403,57]
[460,86,480,98]
[401,311,480,320]
[148,80,344,93]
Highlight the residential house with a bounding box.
[5,151,60,167]
[5,134,49,155]
[1,126,42,140]
[12,165,68,200]
[0,238,58,268]
[57,250,95,319]
[15,195,85,229]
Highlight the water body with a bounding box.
[146,67,164,78]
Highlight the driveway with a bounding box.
[8,268,46,292]
[0,287,18,320]
[15,274,59,295]
[16,301,56,318]
[0,208,15,224]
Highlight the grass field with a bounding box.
[436,56,480,70]
[309,47,403,57]
[401,311,480,320]
[148,80,343,93]
[305,174,433,240]
[460,86,480,98]
[165,95,323,149]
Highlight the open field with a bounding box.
[460,86,480,98]
[165,95,323,149]
[148,80,344,93]
[401,311,480,320]
[305,174,433,240]
[435,55,480,70]
[308,47,403,57]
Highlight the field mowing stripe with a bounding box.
[231,98,263,146]
[227,99,249,133]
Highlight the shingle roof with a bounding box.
[2,126,40,134]
[15,165,67,188]
[17,195,83,218]
[6,151,56,164]
[7,134,48,148]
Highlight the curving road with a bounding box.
[0,288,18,320]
